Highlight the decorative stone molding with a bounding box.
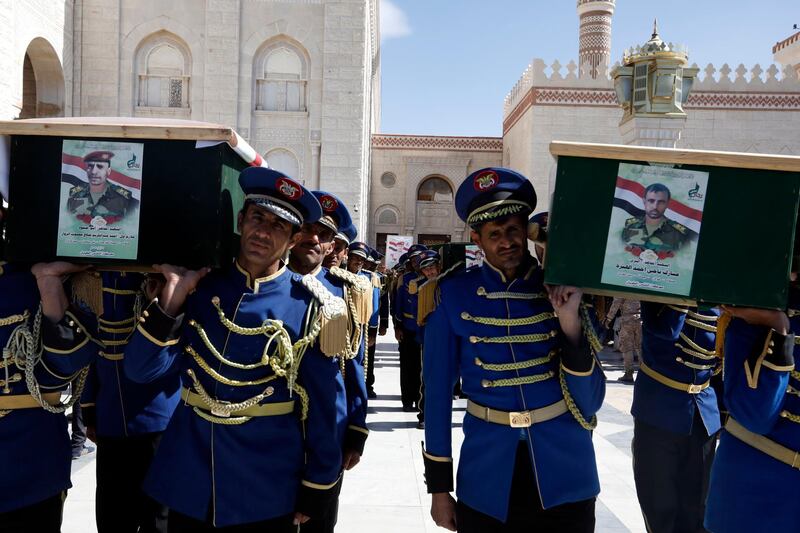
[372,134,502,152]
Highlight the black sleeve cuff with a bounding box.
[295,477,342,520]
[41,305,95,354]
[744,327,795,388]
[422,443,454,493]
[559,334,594,374]
[344,426,369,455]
[136,300,183,346]
[81,405,97,427]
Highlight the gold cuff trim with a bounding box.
[422,449,453,463]
[102,287,138,295]
[744,331,775,389]
[99,316,135,326]
[561,359,596,377]
[301,476,341,490]
[44,335,90,355]
[136,323,179,347]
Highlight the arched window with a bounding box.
[377,208,398,225]
[135,33,191,108]
[417,176,453,202]
[255,40,308,112]
[20,38,65,118]
[266,148,301,181]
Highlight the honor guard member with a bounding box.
[80,272,176,532]
[67,151,137,225]
[0,256,99,532]
[631,302,721,532]
[323,221,356,270]
[423,168,605,532]
[394,244,428,412]
[123,168,346,531]
[414,249,442,429]
[289,190,371,533]
[346,243,380,391]
[364,248,387,399]
[704,273,799,531]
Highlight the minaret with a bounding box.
[576,0,616,78]
[773,27,800,77]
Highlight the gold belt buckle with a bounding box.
[509,411,532,428]
[210,400,232,418]
[687,383,703,394]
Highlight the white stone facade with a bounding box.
[2,0,379,234]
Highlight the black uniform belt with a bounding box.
[726,418,800,469]
[467,399,567,428]
[181,388,294,419]
[0,392,61,410]
[640,362,709,394]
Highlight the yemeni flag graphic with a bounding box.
[612,175,703,236]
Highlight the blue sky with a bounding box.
[379,0,799,137]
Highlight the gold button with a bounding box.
[139,317,146,323]
[68,320,75,327]
[770,341,775,347]
[481,379,491,388]
[189,319,196,326]
[469,336,479,344]
[474,357,482,366]
[476,287,486,296]
[265,386,274,396]
[212,296,221,306]
[461,312,470,320]
[76,328,81,334]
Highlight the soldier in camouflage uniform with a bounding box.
[67,151,137,225]
[621,183,689,259]
[605,298,642,383]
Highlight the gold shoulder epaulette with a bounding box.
[329,267,372,326]
[417,278,438,326]
[299,274,348,357]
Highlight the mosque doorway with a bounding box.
[20,38,65,119]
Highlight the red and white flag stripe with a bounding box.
[614,176,702,234]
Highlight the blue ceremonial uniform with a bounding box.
[82,272,180,437]
[80,271,176,531]
[422,258,605,521]
[0,262,98,515]
[634,304,721,435]
[631,303,721,532]
[313,265,370,454]
[705,289,800,532]
[124,264,346,526]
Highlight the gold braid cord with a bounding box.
[461,311,555,327]
[482,371,554,388]
[791,370,800,381]
[579,303,603,357]
[475,351,554,372]
[470,331,557,344]
[6,306,90,415]
[476,287,547,300]
[558,366,597,430]
[780,410,800,424]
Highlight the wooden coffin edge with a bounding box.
[550,141,800,173]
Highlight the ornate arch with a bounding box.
[20,37,65,118]
[120,17,202,115]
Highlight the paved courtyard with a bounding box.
[64,331,645,533]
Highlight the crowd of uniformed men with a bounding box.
[0,163,798,533]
